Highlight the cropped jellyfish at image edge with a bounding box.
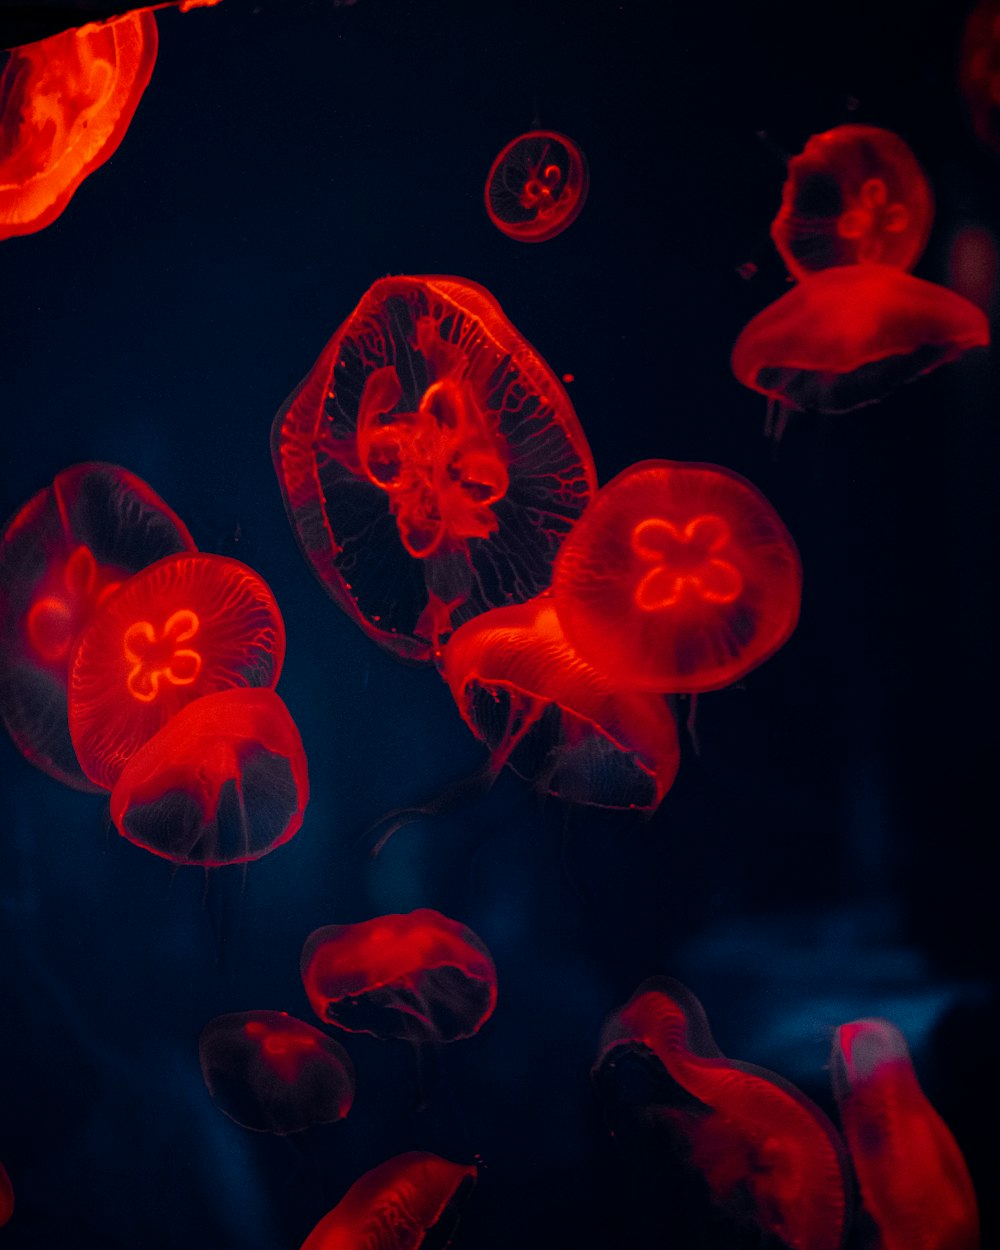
[960,0,1000,158]
[484,130,589,242]
[272,274,596,662]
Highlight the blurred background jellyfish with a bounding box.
[960,0,1000,158]
[484,130,589,242]
[0,1161,12,1227]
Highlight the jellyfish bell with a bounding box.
[551,460,801,695]
[484,130,589,242]
[68,552,285,790]
[0,463,195,790]
[109,687,308,865]
[831,1018,980,1250]
[442,595,679,812]
[272,273,596,663]
[301,909,497,1044]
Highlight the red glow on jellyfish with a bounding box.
[484,130,589,242]
[551,460,801,694]
[831,1018,980,1250]
[68,552,285,790]
[771,126,934,279]
[0,1161,12,1227]
[442,595,679,811]
[960,0,1000,157]
[0,11,158,240]
[299,1151,476,1250]
[301,910,497,1043]
[0,463,195,790]
[272,274,596,662]
[199,1010,354,1135]
[109,688,308,865]
[593,977,850,1250]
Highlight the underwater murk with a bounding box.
[0,1,996,1247]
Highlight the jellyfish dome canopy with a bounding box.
[0,10,158,241]
[199,1010,354,1136]
[272,274,596,663]
[551,460,801,694]
[68,552,285,790]
[442,595,679,811]
[831,1018,980,1250]
[299,1151,476,1250]
[484,130,589,242]
[0,462,195,790]
[109,687,308,865]
[301,909,497,1043]
[770,125,934,279]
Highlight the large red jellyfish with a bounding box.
[593,977,850,1250]
[0,463,195,790]
[68,552,285,790]
[0,11,159,241]
[272,274,596,662]
[771,126,934,279]
[199,1010,354,1135]
[442,595,679,811]
[484,130,589,242]
[551,460,801,693]
[109,688,308,865]
[299,1152,476,1250]
[831,1018,980,1250]
[731,265,991,414]
[301,910,497,1043]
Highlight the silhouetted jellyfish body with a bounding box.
[301,910,497,1043]
[299,1152,476,1250]
[731,265,991,415]
[0,11,158,240]
[199,1010,354,1135]
[960,0,1000,157]
[771,126,934,279]
[831,1018,980,1250]
[272,274,596,662]
[484,130,589,242]
[442,595,679,811]
[68,552,285,790]
[109,688,308,865]
[0,463,195,790]
[593,977,850,1250]
[551,460,801,694]
[0,1161,12,1227]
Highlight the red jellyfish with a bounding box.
[0,1160,12,1227]
[770,126,934,279]
[593,977,851,1250]
[199,1010,354,1135]
[551,460,801,694]
[299,1151,476,1250]
[960,0,1000,157]
[484,130,589,242]
[272,274,596,662]
[109,688,308,865]
[301,910,497,1043]
[68,552,285,790]
[441,595,679,812]
[831,1018,980,1250]
[0,463,195,790]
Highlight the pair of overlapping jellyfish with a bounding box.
[0,462,307,865]
[732,125,991,436]
[592,976,980,1250]
[272,274,802,817]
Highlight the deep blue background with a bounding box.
[1,0,997,1246]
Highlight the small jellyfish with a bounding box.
[831,1018,980,1250]
[199,1010,354,1135]
[771,126,934,278]
[551,460,801,694]
[731,264,990,415]
[272,274,596,662]
[68,552,285,790]
[0,463,195,790]
[484,130,589,242]
[442,595,679,811]
[109,688,308,865]
[301,910,497,1043]
[0,11,159,240]
[593,977,850,1250]
[299,1151,476,1250]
